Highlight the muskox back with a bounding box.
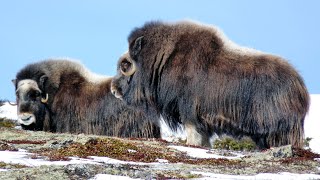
[14,59,160,138]
[111,21,309,148]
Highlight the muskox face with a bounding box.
[13,76,48,129]
[111,47,155,110]
[111,52,137,100]
[111,31,163,113]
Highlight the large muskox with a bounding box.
[111,21,310,148]
[13,59,161,138]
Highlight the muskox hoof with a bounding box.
[185,123,211,147]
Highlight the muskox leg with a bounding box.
[185,123,211,147]
[43,110,51,131]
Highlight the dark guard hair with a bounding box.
[13,59,160,138]
[111,21,310,148]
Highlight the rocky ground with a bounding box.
[0,123,319,180]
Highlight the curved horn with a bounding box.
[41,93,49,103]
[7,101,17,106]
[120,58,137,77]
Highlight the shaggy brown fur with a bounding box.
[111,21,309,148]
[14,59,160,138]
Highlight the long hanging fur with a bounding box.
[111,21,309,148]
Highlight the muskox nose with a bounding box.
[111,88,116,96]
[110,84,123,99]
[19,102,30,113]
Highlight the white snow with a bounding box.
[0,102,17,120]
[0,94,319,179]
[159,116,187,142]
[88,156,149,166]
[304,94,320,154]
[0,149,99,167]
[168,145,244,159]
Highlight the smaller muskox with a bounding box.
[111,21,310,148]
[13,59,160,138]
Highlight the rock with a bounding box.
[271,145,293,158]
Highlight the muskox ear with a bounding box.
[39,75,48,91]
[130,36,144,58]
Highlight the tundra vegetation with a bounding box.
[0,125,319,179]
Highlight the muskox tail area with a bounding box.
[264,83,309,149]
[265,116,305,148]
[249,107,307,149]
[239,73,310,149]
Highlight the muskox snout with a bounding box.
[17,112,36,126]
[110,82,123,99]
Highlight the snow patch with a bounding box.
[168,145,244,159]
[0,102,17,120]
[159,116,186,142]
[0,150,99,167]
[304,94,320,154]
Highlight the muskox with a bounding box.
[111,21,310,148]
[13,59,161,138]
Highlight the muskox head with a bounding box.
[111,52,138,100]
[111,22,177,115]
[111,48,159,119]
[13,75,49,130]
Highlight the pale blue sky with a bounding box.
[1,1,319,101]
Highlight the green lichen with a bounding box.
[213,137,256,151]
[0,118,16,128]
[304,137,313,149]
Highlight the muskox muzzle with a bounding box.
[17,112,36,126]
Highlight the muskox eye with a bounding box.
[120,57,137,76]
[120,59,131,73]
[28,90,40,101]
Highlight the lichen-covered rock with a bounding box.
[0,127,319,179]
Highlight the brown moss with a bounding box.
[35,138,180,163]
[47,154,71,161]
[293,147,320,159]
[32,137,241,166]
[0,141,18,151]
[156,171,202,179]
[281,147,320,164]
[4,139,47,145]
[0,161,27,169]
